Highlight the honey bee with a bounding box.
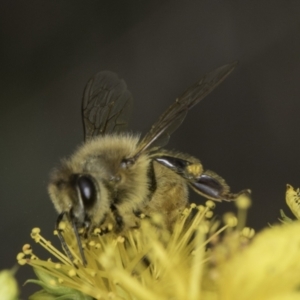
[48,62,245,265]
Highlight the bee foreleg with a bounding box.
[69,209,87,266]
[56,212,75,265]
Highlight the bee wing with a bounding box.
[82,71,133,141]
[133,61,238,157]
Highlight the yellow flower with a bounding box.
[0,267,19,300]
[18,201,242,300]
[17,185,300,299]
[18,192,300,300]
[215,221,300,300]
[285,184,300,219]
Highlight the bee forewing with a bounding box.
[133,61,238,157]
[82,71,133,141]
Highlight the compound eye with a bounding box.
[77,175,97,208]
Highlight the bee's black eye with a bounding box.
[77,175,97,208]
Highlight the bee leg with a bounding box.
[155,155,202,179]
[189,170,231,201]
[56,212,75,264]
[155,155,246,202]
[154,155,191,177]
[110,204,124,233]
[69,209,88,266]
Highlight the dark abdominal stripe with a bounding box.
[147,160,157,199]
[108,160,157,232]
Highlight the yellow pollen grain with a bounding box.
[242,227,255,238]
[206,200,216,209]
[199,224,209,234]
[18,259,27,265]
[58,278,64,284]
[197,205,206,212]
[140,213,145,219]
[31,228,41,235]
[68,269,76,277]
[190,203,197,209]
[49,279,56,286]
[151,213,164,225]
[107,223,113,231]
[205,211,214,219]
[223,213,237,227]
[58,222,66,230]
[117,236,125,243]
[55,263,61,269]
[236,194,252,209]
[186,164,202,176]
[53,230,58,235]
[182,208,189,216]
[73,259,80,265]
[95,243,101,249]
[89,241,96,247]
[90,271,97,277]
[94,228,101,235]
[108,292,115,299]
[22,244,32,252]
[16,253,25,260]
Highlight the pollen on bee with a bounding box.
[58,221,66,231]
[89,241,96,247]
[186,163,202,177]
[93,228,101,235]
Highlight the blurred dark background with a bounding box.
[1,1,300,297]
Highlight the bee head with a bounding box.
[48,160,110,227]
